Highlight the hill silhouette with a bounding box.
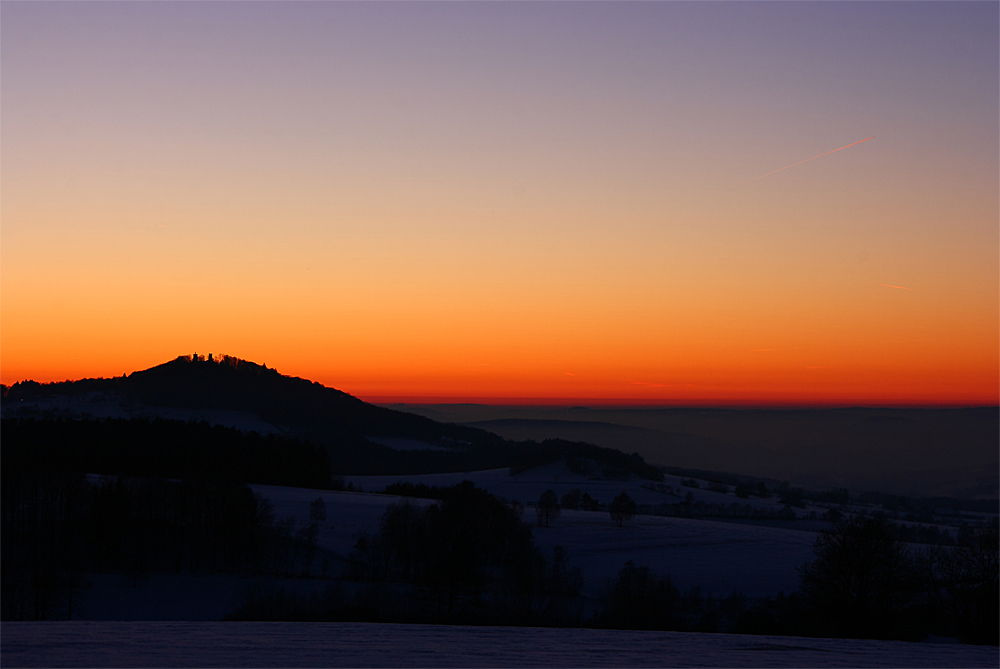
[1,355,663,481]
[2,354,501,451]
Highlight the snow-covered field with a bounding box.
[39,466,993,669]
[3,621,996,668]
[252,477,815,598]
[249,485,434,573]
[65,472,813,622]
[250,462,821,598]
[532,510,813,597]
[65,462,930,624]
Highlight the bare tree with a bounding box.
[536,490,560,528]
[309,497,327,527]
[609,492,637,527]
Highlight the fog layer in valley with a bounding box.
[391,404,999,499]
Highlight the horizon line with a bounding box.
[362,396,998,410]
[3,363,995,410]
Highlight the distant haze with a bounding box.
[393,404,1000,499]
[2,2,997,405]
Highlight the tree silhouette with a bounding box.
[309,497,327,527]
[598,560,678,629]
[936,520,999,644]
[580,492,600,511]
[560,489,581,510]
[799,516,916,638]
[536,489,560,528]
[609,492,637,527]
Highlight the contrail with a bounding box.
[879,283,913,290]
[754,136,875,180]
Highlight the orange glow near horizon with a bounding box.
[2,216,997,405]
[3,308,996,406]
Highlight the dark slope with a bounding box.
[463,418,719,466]
[2,355,501,450]
[1,356,665,481]
[3,417,333,488]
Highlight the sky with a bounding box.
[2,1,997,406]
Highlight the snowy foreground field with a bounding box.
[3,621,997,668]
[19,466,994,668]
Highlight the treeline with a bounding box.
[510,440,663,482]
[647,500,800,521]
[327,438,664,480]
[661,465,998,519]
[1,416,507,482]
[853,490,999,515]
[1,468,325,621]
[597,516,998,644]
[380,481,460,500]
[1,418,665,485]
[231,481,998,644]
[597,562,766,633]
[797,516,998,644]
[3,418,332,489]
[387,481,972,546]
[360,439,664,482]
[586,516,998,644]
[662,466,785,494]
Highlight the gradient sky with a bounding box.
[2,1,997,405]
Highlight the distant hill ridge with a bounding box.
[2,354,499,449]
[1,355,663,482]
